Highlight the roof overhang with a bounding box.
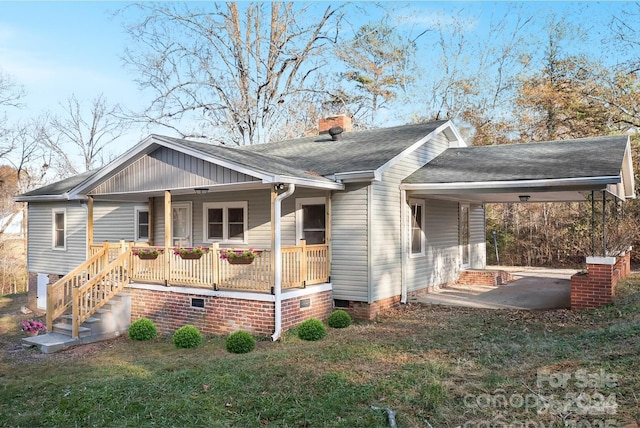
[401,175,632,203]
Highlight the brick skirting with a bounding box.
[128,286,333,337]
[457,269,514,286]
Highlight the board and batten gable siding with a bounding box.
[90,147,260,195]
[371,132,453,301]
[330,183,369,302]
[469,203,486,269]
[153,187,326,250]
[27,202,87,275]
[93,201,142,243]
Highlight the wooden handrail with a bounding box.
[71,249,131,338]
[46,244,108,331]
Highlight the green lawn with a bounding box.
[1,278,639,427]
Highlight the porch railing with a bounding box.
[129,241,329,292]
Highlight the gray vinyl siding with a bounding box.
[27,202,87,275]
[153,187,325,250]
[93,201,142,243]
[469,203,486,269]
[406,198,461,292]
[91,147,260,195]
[372,132,452,301]
[331,183,369,302]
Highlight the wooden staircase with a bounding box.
[23,243,132,353]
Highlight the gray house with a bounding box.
[16,116,635,342]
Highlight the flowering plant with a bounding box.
[219,248,263,261]
[173,246,210,257]
[132,247,164,257]
[21,319,47,333]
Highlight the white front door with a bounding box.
[172,202,192,247]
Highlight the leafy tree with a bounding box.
[122,2,342,145]
[334,20,417,125]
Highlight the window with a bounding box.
[203,202,248,243]
[295,197,326,245]
[409,199,425,256]
[52,209,66,250]
[135,207,149,241]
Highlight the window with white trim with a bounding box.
[295,197,326,245]
[135,206,150,241]
[409,199,425,256]
[52,209,66,250]
[203,202,248,243]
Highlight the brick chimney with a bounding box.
[318,114,352,134]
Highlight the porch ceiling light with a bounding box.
[519,195,531,202]
[194,187,208,195]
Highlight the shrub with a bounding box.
[327,310,352,328]
[173,325,203,348]
[225,330,256,354]
[128,317,158,341]
[297,318,326,341]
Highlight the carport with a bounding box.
[400,135,635,310]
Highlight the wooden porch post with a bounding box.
[164,191,172,286]
[325,190,332,280]
[270,188,277,290]
[87,196,94,250]
[148,197,154,245]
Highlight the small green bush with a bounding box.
[297,318,326,341]
[225,330,256,354]
[327,310,352,328]
[128,317,157,341]
[173,325,203,348]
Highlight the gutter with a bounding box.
[13,193,88,203]
[271,183,296,341]
[400,175,622,192]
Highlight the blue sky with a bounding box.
[0,1,635,158]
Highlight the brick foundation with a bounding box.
[128,286,333,337]
[340,295,402,321]
[457,269,514,286]
[571,257,619,310]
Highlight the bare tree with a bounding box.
[44,93,129,176]
[0,72,26,161]
[121,2,342,145]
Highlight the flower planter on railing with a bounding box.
[133,247,164,260]
[173,246,209,260]
[138,253,159,260]
[227,256,254,265]
[179,253,203,260]
[220,248,262,265]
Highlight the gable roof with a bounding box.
[15,120,460,201]
[240,120,453,177]
[402,135,635,202]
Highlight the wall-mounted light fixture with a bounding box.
[274,183,285,191]
[194,187,208,195]
[518,195,531,202]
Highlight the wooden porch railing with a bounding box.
[46,245,109,331]
[129,241,329,292]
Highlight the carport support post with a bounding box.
[164,190,171,286]
[591,191,595,256]
[602,191,607,257]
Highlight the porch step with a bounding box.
[25,292,132,353]
[457,269,514,287]
[21,332,80,354]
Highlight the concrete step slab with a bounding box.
[21,332,80,354]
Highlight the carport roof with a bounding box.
[402,135,635,203]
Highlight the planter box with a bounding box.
[179,253,203,260]
[137,254,159,260]
[227,257,254,265]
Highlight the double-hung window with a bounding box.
[135,206,150,241]
[52,209,66,250]
[409,199,425,256]
[203,202,248,243]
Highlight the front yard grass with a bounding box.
[1,277,639,427]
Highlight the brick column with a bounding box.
[571,257,618,310]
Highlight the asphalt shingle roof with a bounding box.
[403,136,629,184]
[239,121,448,176]
[18,169,99,197]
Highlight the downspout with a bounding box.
[400,189,408,304]
[271,183,295,341]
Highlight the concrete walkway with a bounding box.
[416,267,575,310]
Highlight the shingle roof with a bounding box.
[403,136,629,184]
[17,169,99,197]
[239,121,448,176]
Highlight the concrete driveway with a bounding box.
[416,267,574,310]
